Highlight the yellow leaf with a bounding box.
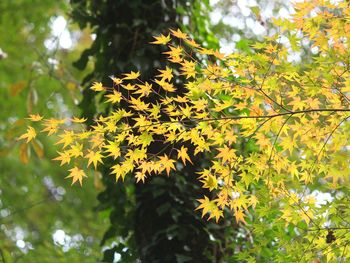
[122,71,140,80]
[41,118,65,136]
[27,114,43,122]
[157,67,173,82]
[71,117,87,123]
[155,79,176,92]
[288,96,305,111]
[110,164,125,181]
[150,34,171,45]
[185,38,200,48]
[163,45,183,62]
[126,148,147,163]
[216,145,236,163]
[103,140,121,159]
[85,150,104,169]
[134,82,152,97]
[180,60,196,79]
[18,126,36,143]
[121,83,136,91]
[158,154,176,176]
[213,49,225,60]
[169,28,188,39]
[202,174,218,191]
[110,76,123,85]
[90,82,104,91]
[55,130,75,149]
[66,167,87,186]
[105,90,122,104]
[110,160,134,181]
[129,97,150,111]
[196,196,223,223]
[234,209,247,224]
[53,151,71,166]
[68,143,83,158]
[135,171,147,183]
[249,195,258,208]
[177,146,193,165]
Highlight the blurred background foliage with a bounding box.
[0,0,105,262]
[0,0,291,262]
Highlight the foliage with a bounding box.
[69,0,226,262]
[0,0,105,261]
[19,0,350,261]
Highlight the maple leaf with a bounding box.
[196,196,213,217]
[121,83,136,91]
[213,49,225,60]
[110,164,124,181]
[170,28,188,39]
[234,209,247,224]
[103,140,121,159]
[288,96,305,111]
[280,135,297,154]
[154,79,176,92]
[76,131,91,140]
[27,114,43,122]
[110,76,123,85]
[158,154,176,176]
[135,171,147,183]
[90,82,104,91]
[126,148,147,163]
[129,96,150,111]
[201,174,218,191]
[180,59,196,79]
[150,34,171,45]
[105,90,122,104]
[55,130,74,149]
[196,196,223,223]
[178,104,192,119]
[280,207,294,226]
[137,132,153,148]
[138,161,154,174]
[133,115,151,128]
[157,66,173,82]
[177,146,193,165]
[134,82,152,97]
[18,126,36,143]
[163,45,183,61]
[41,119,64,135]
[249,195,259,208]
[71,117,87,123]
[198,47,214,55]
[85,150,104,169]
[185,38,200,48]
[105,121,117,133]
[216,145,236,163]
[65,167,87,186]
[122,71,140,80]
[53,151,71,166]
[110,160,133,181]
[89,133,104,149]
[68,143,83,158]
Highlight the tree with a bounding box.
[70,0,227,262]
[19,0,350,262]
